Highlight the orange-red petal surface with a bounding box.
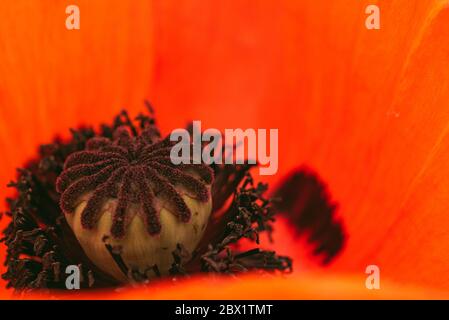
[149,0,449,291]
[7,273,448,300]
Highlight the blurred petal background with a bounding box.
[1,0,449,298]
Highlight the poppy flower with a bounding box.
[1,0,449,299]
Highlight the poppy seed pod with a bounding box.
[57,125,214,282]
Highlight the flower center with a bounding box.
[56,125,214,239]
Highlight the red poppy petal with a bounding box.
[149,0,449,290]
[11,273,448,300]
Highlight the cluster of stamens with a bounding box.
[56,126,213,239]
